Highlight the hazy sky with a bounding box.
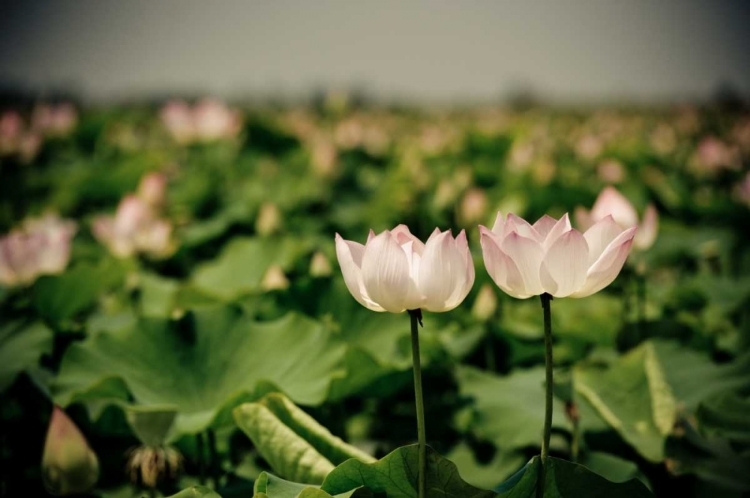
[1,0,749,104]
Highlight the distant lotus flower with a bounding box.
[692,136,740,173]
[335,225,474,313]
[31,103,78,137]
[575,186,658,250]
[0,111,42,161]
[160,99,242,144]
[480,213,635,299]
[160,101,194,144]
[42,406,99,496]
[93,195,173,258]
[457,187,488,227]
[0,214,77,287]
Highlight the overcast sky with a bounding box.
[1,0,749,104]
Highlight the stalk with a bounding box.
[539,293,554,497]
[408,309,426,498]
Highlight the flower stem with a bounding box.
[196,432,206,485]
[539,293,554,497]
[408,309,426,498]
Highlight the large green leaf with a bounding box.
[54,306,346,436]
[652,339,750,411]
[574,342,676,462]
[167,486,222,498]
[456,366,567,451]
[0,321,53,391]
[33,260,128,324]
[321,444,496,498]
[191,236,312,300]
[495,456,653,498]
[234,393,374,484]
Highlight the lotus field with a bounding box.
[1,100,749,498]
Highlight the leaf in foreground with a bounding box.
[54,306,346,436]
[234,393,374,484]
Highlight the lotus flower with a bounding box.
[92,195,173,258]
[479,213,635,299]
[160,99,242,144]
[575,186,658,250]
[335,225,474,313]
[42,406,99,495]
[0,214,77,287]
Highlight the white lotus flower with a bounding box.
[0,214,77,287]
[575,186,658,250]
[480,213,635,299]
[335,225,474,313]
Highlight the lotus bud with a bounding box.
[42,406,99,496]
[309,251,332,277]
[255,202,282,236]
[471,283,498,321]
[261,264,289,291]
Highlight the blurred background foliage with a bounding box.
[1,94,749,497]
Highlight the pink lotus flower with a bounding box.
[575,186,658,250]
[31,103,78,137]
[0,214,77,287]
[480,213,635,299]
[160,99,242,144]
[335,225,474,313]
[42,406,99,496]
[92,195,173,258]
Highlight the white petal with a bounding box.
[540,229,589,297]
[634,204,658,250]
[454,229,475,305]
[335,233,384,312]
[399,240,425,310]
[500,231,545,296]
[506,214,543,242]
[583,215,624,265]
[590,186,638,228]
[533,215,558,239]
[542,213,572,251]
[490,212,505,236]
[361,231,411,312]
[479,229,529,299]
[571,227,636,298]
[419,230,472,311]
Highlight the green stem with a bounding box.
[408,309,426,498]
[539,293,554,497]
[636,273,646,332]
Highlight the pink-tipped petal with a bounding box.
[480,232,529,298]
[532,215,558,239]
[506,213,543,242]
[361,231,411,312]
[500,231,545,296]
[634,204,658,250]
[542,213,572,251]
[590,186,638,228]
[540,229,589,297]
[583,215,625,265]
[490,212,505,236]
[571,226,636,297]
